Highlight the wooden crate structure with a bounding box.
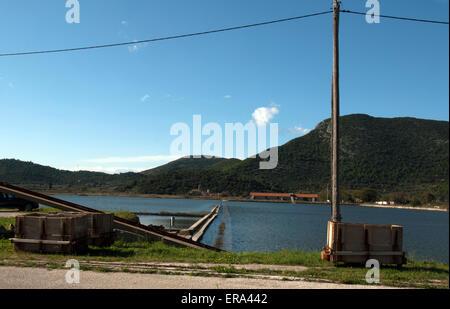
[321,221,406,265]
[11,213,89,254]
[85,212,114,246]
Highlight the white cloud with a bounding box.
[8,82,14,88]
[82,155,181,164]
[121,20,128,25]
[141,94,150,102]
[251,106,279,127]
[224,95,232,99]
[289,125,311,136]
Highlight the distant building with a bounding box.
[189,189,203,196]
[376,201,389,205]
[294,194,318,202]
[189,188,219,197]
[250,192,292,201]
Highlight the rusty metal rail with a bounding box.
[0,182,222,251]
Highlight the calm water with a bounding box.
[51,195,214,213]
[139,216,198,230]
[202,202,449,263]
[50,195,448,263]
[50,195,213,230]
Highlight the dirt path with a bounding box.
[0,266,397,289]
[1,258,309,274]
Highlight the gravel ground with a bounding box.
[0,266,397,289]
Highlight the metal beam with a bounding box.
[0,182,222,251]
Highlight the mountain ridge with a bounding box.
[126,114,449,199]
[1,114,448,202]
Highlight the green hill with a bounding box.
[126,114,449,201]
[0,159,144,192]
[230,114,449,192]
[141,156,236,176]
[1,114,448,203]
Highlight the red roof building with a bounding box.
[294,194,319,199]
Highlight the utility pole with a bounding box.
[331,0,341,222]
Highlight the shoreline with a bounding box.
[39,190,448,213]
[353,202,448,212]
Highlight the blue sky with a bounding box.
[0,0,448,173]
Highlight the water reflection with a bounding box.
[139,215,198,230]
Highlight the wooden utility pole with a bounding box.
[331,0,341,222]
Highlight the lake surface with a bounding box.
[50,195,212,230]
[50,195,449,263]
[139,215,198,230]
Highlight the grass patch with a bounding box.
[0,238,328,266]
[0,239,15,254]
[85,240,329,266]
[34,207,62,213]
[300,261,449,288]
[0,218,15,229]
[157,210,207,217]
[106,211,139,223]
[0,238,447,288]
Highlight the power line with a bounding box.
[341,9,450,25]
[0,10,332,57]
[1,9,447,58]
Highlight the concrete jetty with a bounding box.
[178,205,220,241]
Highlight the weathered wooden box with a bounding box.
[321,221,406,265]
[11,213,89,254]
[85,212,114,246]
